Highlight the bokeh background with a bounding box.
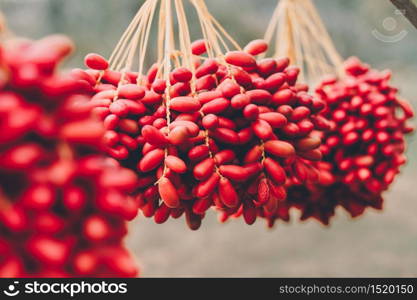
[1,0,416,277]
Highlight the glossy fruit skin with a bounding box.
[77,39,330,229]
[0,37,139,278]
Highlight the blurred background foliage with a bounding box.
[1,0,416,276]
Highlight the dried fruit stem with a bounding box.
[263,0,344,84]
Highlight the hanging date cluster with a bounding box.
[280,57,414,225]
[0,36,139,277]
[76,39,331,229]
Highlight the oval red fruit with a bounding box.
[158,177,180,208]
[218,177,239,208]
[264,140,295,158]
[84,53,109,70]
[244,39,268,56]
[225,51,256,68]
[169,96,201,113]
[138,149,165,172]
[263,157,286,185]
